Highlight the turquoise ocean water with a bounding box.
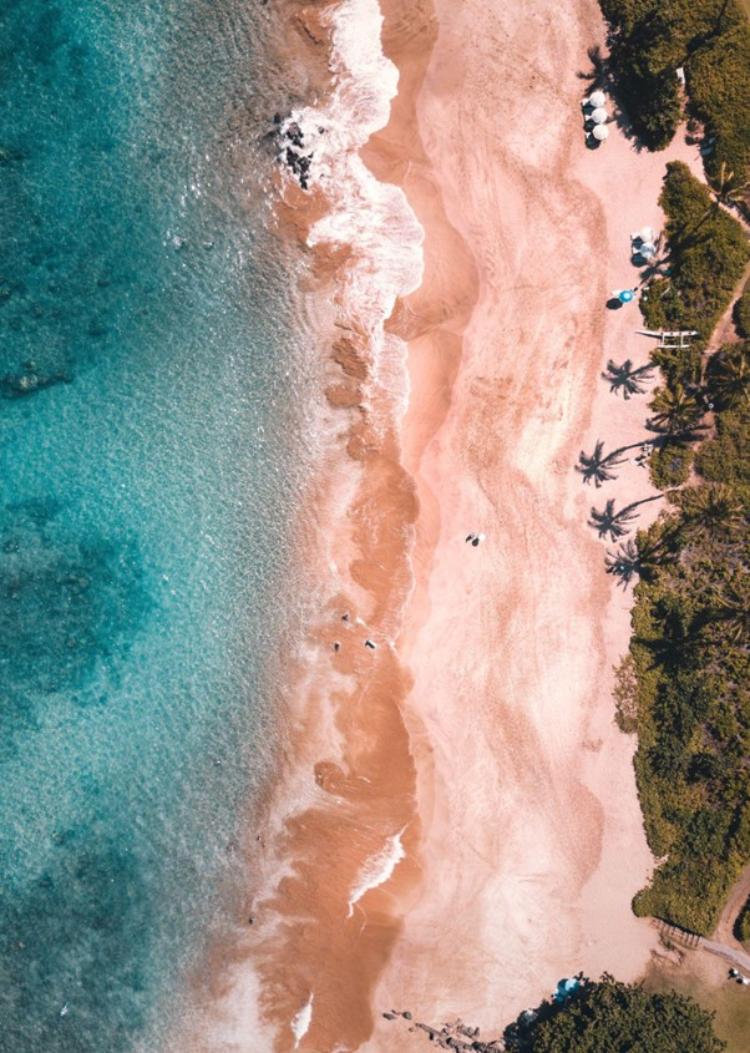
[0,3,315,1050]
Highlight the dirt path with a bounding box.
[711,257,750,349]
[714,864,750,949]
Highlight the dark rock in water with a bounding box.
[383,1012,396,1021]
[403,1011,413,1020]
[0,367,72,399]
[0,144,26,165]
[275,115,314,190]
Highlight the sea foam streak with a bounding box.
[286,0,424,419]
[347,827,407,918]
[291,993,314,1047]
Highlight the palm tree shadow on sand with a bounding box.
[589,494,663,542]
[602,359,655,399]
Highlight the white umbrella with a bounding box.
[591,107,608,124]
[588,90,606,107]
[592,124,609,141]
[639,242,657,258]
[639,225,655,243]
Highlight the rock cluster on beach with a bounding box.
[382,1011,504,1051]
[272,114,314,190]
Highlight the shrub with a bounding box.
[649,441,694,487]
[686,8,750,197]
[734,278,750,338]
[613,653,639,732]
[695,402,750,485]
[641,162,750,340]
[737,898,750,944]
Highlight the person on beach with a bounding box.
[466,532,486,547]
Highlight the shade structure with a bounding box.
[618,288,635,303]
[639,225,655,242]
[639,241,657,258]
[591,107,608,124]
[592,124,609,141]
[588,90,606,107]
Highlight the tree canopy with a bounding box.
[599,0,750,195]
[504,976,725,1053]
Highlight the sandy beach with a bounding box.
[191,0,710,1050]
[361,0,709,1043]
[364,0,707,1042]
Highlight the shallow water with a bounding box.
[0,3,317,1050]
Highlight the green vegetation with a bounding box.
[503,976,725,1052]
[614,652,640,731]
[733,277,750,337]
[640,163,749,343]
[598,0,750,192]
[613,160,750,935]
[625,350,750,930]
[687,15,750,189]
[645,961,750,1053]
[649,440,694,486]
[696,398,750,484]
[736,898,750,942]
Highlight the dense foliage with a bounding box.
[737,898,750,943]
[648,441,693,487]
[640,162,749,343]
[626,333,750,931]
[504,976,725,1052]
[734,278,750,338]
[599,0,750,192]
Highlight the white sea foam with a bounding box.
[347,826,407,918]
[284,0,424,425]
[291,992,314,1047]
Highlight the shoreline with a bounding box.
[188,3,434,1051]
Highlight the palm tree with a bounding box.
[711,575,750,644]
[707,345,750,409]
[690,162,750,235]
[576,441,624,486]
[602,359,654,399]
[648,382,704,436]
[713,161,750,209]
[678,484,743,541]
